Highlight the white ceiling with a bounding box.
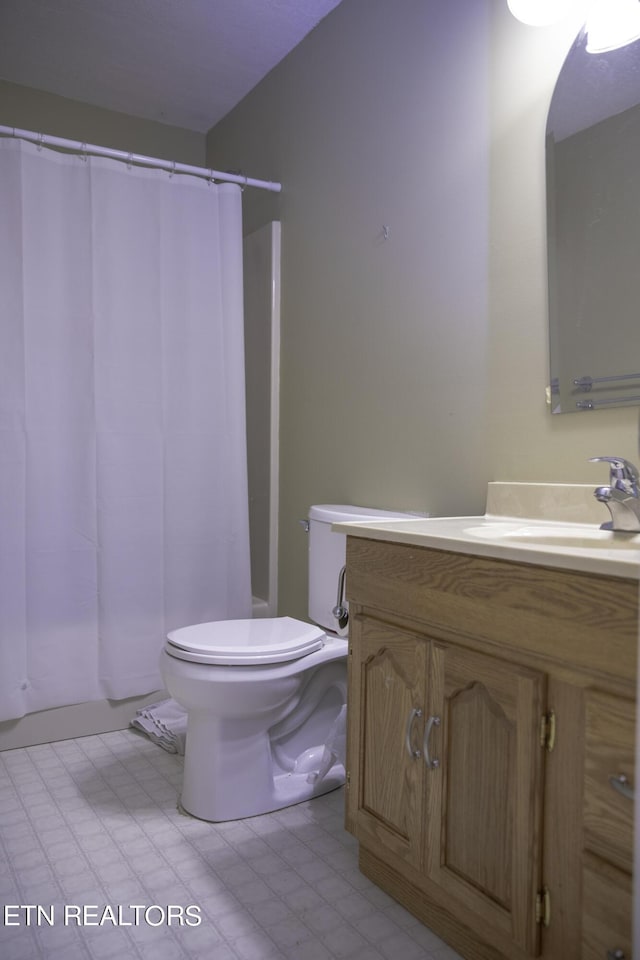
[0,0,344,133]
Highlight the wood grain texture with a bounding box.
[445,681,513,907]
[359,846,532,960]
[584,690,635,873]
[345,535,637,960]
[539,679,584,959]
[346,614,427,869]
[426,642,545,955]
[346,537,637,687]
[581,851,632,959]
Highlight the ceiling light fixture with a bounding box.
[506,0,587,27]
[585,0,640,52]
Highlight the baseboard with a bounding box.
[0,690,166,752]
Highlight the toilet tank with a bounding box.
[308,504,417,633]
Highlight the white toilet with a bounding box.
[160,503,409,821]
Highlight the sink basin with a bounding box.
[463,521,640,551]
[333,502,640,579]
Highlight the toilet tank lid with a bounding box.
[309,504,417,523]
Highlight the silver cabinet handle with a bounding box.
[609,774,634,801]
[423,715,441,769]
[607,950,626,959]
[405,708,423,759]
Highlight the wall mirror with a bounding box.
[546,28,640,413]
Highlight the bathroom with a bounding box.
[1,0,638,958]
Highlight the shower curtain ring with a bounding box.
[169,160,176,178]
[80,143,88,162]
[127,152,133,169]
[37,132,44,151]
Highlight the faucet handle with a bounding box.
[589,457,640,494]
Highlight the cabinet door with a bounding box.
[347,614,427,870]
[582,852,632,960]
[425,642,546,956]
[584,689,635,874]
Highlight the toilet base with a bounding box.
[178,762,345,822]
[159,639,348,823]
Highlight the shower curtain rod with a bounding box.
[0,125,282,193]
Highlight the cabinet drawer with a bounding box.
[584,690,635,873]
[581,853,632,960]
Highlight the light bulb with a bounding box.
[586,0,640,52]
[507,0,587,27]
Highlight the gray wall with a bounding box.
[206,0,640,621]
[0,78,205,164]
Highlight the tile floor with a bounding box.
[0,728,463,960]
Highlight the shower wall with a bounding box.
[243,222,281,617]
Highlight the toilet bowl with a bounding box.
[161,617,347,821]
[160,504,413,822]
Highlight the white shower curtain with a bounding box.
[0,137,252,722]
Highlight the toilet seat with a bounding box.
[166,616,325,665]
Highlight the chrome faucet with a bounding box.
[589,456,640,532]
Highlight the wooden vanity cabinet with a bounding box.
[582,690,635,959]
[344,535,637,960]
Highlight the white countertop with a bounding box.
[332,482,640,580]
